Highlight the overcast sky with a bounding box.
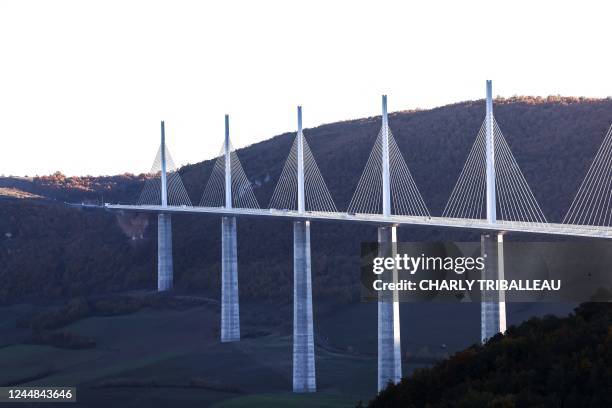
[1,0,611,176]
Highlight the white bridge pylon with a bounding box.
[269,108,337,213]
[137,122,192,207]
[199,116,260,209]
[348,96,430,217]
[443,83,547,224]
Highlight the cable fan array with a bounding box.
[347,125,430,216]
[442,118,547,224]
[268,134,337,212]
[133,118,612,230]
[137,144,192,206]
[564,125,612,227]
[199,141,260,209]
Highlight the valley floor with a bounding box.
[0,295,574,407]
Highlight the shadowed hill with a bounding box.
[366,302,612,407]
[0,96,611,305]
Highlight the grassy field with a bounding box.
[0,300,373,406]
[0,298,573,407]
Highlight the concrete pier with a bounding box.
[221,216,240,342]
[377,225,402,392]
[157,121,173,292]
[293,220,316,393]
[157,213,173,291]
[480,233,506,342]
[376,95,402,392]
[481,81,507,343]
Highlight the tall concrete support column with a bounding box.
[481,233,506,342]
[157,213,173,291]
[292,106,316,393]
[221,216,240,342]
[220,114,240,342]
[377,225,402,391]
[157,121,173,292]
[377,96,402,391]
[481,80,506,342]
[293,220,316,392]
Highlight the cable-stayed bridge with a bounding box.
[96,81,612,393]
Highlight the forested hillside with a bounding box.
[367,302,612,407]
[1,96,610,305]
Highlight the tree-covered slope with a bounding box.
[367,303,612,407]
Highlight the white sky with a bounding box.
[1,0,611,176]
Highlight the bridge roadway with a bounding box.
[104,204,612,240]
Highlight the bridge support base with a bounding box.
[377,226,402,392]
[221,216,240,342]
[480,233,506,343]
[157,213,173,292]
[293,220,316,393]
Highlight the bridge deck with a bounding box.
[103,204,612,239]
